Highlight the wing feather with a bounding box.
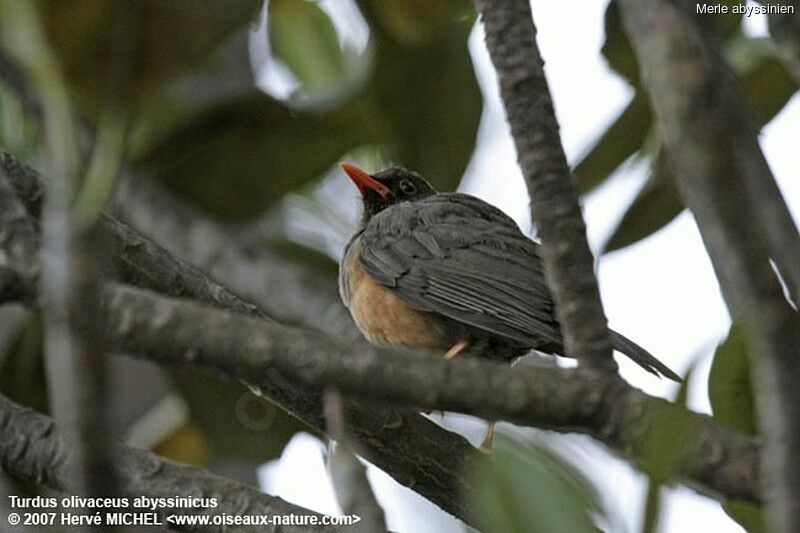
[359,193,562,347]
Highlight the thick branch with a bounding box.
[618,2,800,531]
[104,283,761,505]
[0,393,338,533]
[0,149,486,527]
[474,0,614,369]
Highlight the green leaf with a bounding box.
[364,0,473,45]
[692,0,744,43]
[37,0,261,113]
[269,0,346,90]
[604,154,683,253]
[469,437,602,533]
[708,323,757,435]
[601,1,639,84]
[363,4,480,192]
[708,323,765,532]
[573,92,651,194]
[722,501,766,533]
[171,366,305,465]
[132,0,480,218]
[133,93,367,218]
[738,46,798,127]
[640,365,694,483]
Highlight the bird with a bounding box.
[337,162,680,449]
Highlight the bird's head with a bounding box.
[340,163,437,225]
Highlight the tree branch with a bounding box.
[110,171,360,340]
[0,149,486,527]
[474,0,615,370]
[618,2,800,531]
[0,393,339,533]
[103,282,761,506]
[0,150,269,319]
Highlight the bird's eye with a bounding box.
[399,179,417,195]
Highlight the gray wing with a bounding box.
[358,193,562,347]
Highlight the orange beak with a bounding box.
[340,162,391,198]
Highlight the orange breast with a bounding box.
[342,240,446,351]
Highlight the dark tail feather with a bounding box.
[609,330,682,382]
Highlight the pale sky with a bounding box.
[258,1,799,531]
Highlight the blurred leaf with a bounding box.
[709,323,757,435]
[134,93,367,217]
[37,0,261,113]
[640,367,693,533]
[127,30,258,159]
[362,2,479,192]
[469,437,602,533]
[0,314,48,414]
[735,40,798,126]
[709,323,765,532]
[604,154,683,252]
[692,0,744,43]
[171,367,304,465]
[722,501,766,533]
[601,1,639,84]
[366,0,473,45]
[639,364,696,484]
[269,0,345,90]
[594,3,792,233]
[574,92,651,194]
[134,0,480,218]
[600,43,794,253]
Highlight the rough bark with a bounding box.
[618,2,800,531]
[103,283,762,506]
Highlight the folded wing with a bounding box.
[358,193,563,349]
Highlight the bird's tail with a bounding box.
[609,330,682,382]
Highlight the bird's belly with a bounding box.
[349,275,447,351]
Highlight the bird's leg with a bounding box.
[479,422,495,452]
[444,339,470,360]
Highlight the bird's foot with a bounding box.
[478,421,495,453]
